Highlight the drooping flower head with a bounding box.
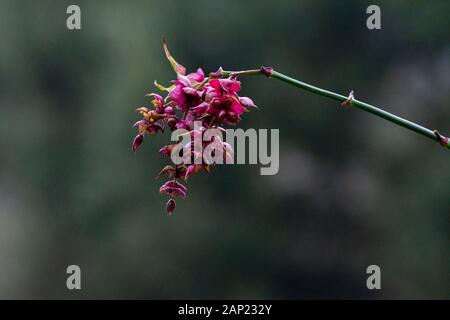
[131,40,257,215]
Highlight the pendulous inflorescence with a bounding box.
[131,41,257,215]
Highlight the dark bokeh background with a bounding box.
[0,0,448,299]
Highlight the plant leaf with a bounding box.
[163,39,186,75]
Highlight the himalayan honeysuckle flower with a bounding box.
[132,41,449,216]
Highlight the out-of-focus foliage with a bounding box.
[0,0,448,299]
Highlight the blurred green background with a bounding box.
[0,0,448,299]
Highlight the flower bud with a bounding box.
[132,134,144,151]
[167,117,178,130]
[164,106,175,115]
[239,97,257,108]
[166,198,176,216]
[184,164,196,181]
[159,144,175,157]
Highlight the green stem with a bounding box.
[222,68,449,149]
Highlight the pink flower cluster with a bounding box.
[131,42,257,215]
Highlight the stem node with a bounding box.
[260,66,273,78]
[433,130,449,148]
[342,90,354,108]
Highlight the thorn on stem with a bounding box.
[433,130,449,148]
[342,90,354,108]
